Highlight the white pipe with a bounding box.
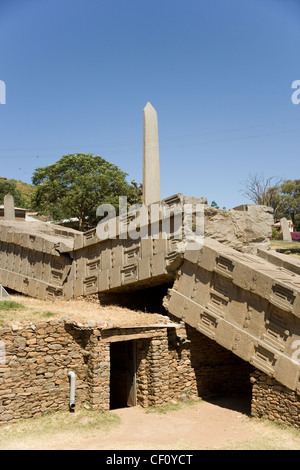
[68,371,76,411]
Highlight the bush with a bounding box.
[272,227,280,239]
[291,232,300,241]
[277,232,300,241]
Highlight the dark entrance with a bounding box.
[110,340,137,409]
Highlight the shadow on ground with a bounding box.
[204,393,252,416]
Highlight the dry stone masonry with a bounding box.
[251,370,300,427]
[0,316,205,423]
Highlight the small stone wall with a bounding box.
[187,326,254,398]
[0,318,200,424]
[251,370,300,428]
[167,316,254,399]
[2,317,299,428]
[0,319,90,423]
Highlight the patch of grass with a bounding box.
[0,300,26,311]
[31,310,57,318]
[43,311,56,318]
[220,433,300,450]
[0,407,121,448]
[0,301,27,325]
[270,240,300,250]
[257,416,300,437]
[220,437,285,450]
[219,417,300,450]
[0,298,64,326]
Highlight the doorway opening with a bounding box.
[110,340,137,410]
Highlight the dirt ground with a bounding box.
[73,398,262,451]
[3,396,300,451]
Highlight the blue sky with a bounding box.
[0,0,299,209]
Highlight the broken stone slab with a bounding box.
[205,204,274,253]
[0,220,79,254]
[164,237,300,393]
[257,248,300,276]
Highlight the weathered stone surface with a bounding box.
[257,248,300,275]
[3,195,15,221]
[143,102,161,206]
[280,217,292,242]
[0,193,276,301]
[206,204,273,253]
[163,237,300,393]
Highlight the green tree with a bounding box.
[277,179,300,231]
[0,178,25,207]
[210,200,226,210]
[211,200,219,209]
[32,153,142,231]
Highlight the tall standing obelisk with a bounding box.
[143,102,161,206]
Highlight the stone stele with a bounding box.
[280,217,292,242]
[143,101,161,206]
[4,194,15,221]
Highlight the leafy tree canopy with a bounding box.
[210,200,226,210]
[0,178,33,208]
[31,153,142,230]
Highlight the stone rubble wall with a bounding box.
[2,317,300,428]
[0,320,202,424]
[186,325,254,397]
[0,320,90,423]
[251,370,300,428]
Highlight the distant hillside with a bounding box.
[0,177,35,209]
